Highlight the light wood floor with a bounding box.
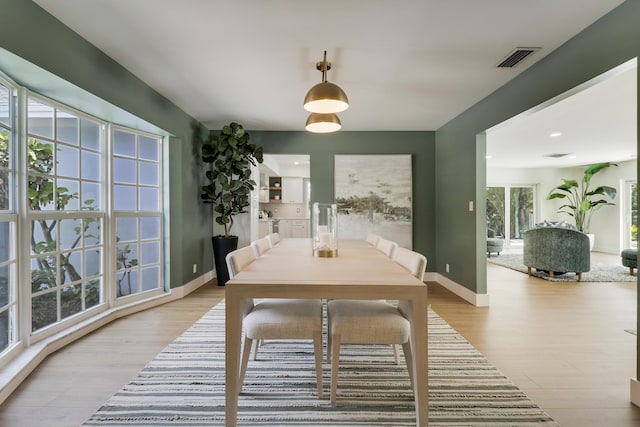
[0,252,638,426]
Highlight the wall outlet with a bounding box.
[193,263,197,274]
[445,263,450,273]
[468,201,474,211]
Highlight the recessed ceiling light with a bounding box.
[485,155,493,159]
[568,155,577,159]
[549,132,562,137]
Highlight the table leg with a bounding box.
[225,291,243,426]
[410,290,429,426]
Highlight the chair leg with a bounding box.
[313,330,324,399]
[326,322,332,363]
[238,337,253,392]
[330,334,341,405]
[392,344,400,365]
[252,339,262,360]
[401,341,414,391]
[577,272,582,282]
[527,266,532,276]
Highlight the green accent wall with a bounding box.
[251,131,436,265]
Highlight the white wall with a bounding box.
[488,159,637,254]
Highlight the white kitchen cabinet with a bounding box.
[281,177,303,204]
[291,219,309,238]
[277,219,292,238]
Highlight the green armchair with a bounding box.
[523,226,590,281]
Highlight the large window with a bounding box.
[624,180,637,249]
[27,96,105,332]
[112,128,162,298]
[0,80,17,354]
[0,71,166,369]
[486,185,535,247]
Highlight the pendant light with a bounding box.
[305,113,341,133]
[304,51,349,114]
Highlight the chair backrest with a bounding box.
[393,247,427,281]
[376,238,398,258]
[225,246,257,317]
[266,232,280,246]
[225,246,258,278]
[251,237,272,257]
[366,233,380,246]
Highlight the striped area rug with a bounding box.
[83,302,558,426]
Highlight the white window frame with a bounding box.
[25,92,109,343]
[110,125,165,307]
[0,74,20,361]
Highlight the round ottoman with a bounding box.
[487,238,504,257]
[621,249,637,275]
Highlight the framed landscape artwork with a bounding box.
[334,154,412,249]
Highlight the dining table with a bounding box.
[225,238,429,426]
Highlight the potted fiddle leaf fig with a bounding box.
[547,162,617,236]
[201,122,263,285]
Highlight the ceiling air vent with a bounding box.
[544,153,571,159]
[497,47,540,68]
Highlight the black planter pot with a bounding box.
[212,235,239,286]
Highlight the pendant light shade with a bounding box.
[304,82,349,114]
[303,51,349,114]
[305,113,341,133]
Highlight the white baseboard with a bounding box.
[631,377,640,407]
[426,272,490,307]
[0,270,214,406]
[169,270,216,299]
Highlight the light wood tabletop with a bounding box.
[225,238,429,426]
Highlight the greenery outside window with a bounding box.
[625,180,637,249]
[486,185,535,247]
[27,95,105,332]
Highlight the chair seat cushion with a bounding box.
[621,249,637,268]
[621,249,637,260]
[243,299,322,339]
[486,238,504,249]
[328,300,409,344]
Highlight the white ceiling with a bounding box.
[33,0,634,168]
[487,61,637,169]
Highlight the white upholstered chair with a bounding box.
[225,246,324,398]
[251,237,272,256]
[392,247,427,281]
[266,232,280,246]
[366,233,380,246]
[376,238,398,258]
[326,247,427,404]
